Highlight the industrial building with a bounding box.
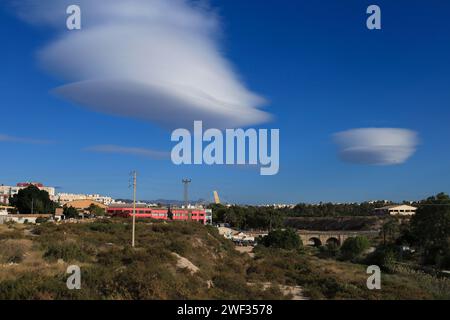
[373,204,417,216]
[107,204,210,224]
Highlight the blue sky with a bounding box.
[0,0,449,204]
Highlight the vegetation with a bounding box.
[210,204,284,230]
[9,185,56,214]
[365,245,397,271]
[290,202,389,217]
[209,201,391,230]
[88,204,106,217]
[0,218,448,300]
[260,229,302,250]
[285,216,385,231]
[63,206,79,219]
[410,193,450,268]
[340,236,370,260]
[1,192,449,300]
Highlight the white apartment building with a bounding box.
[0,183,56,204]
[56,193,113,206]
[56,193,88,204]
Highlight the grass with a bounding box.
[0,219,448,300]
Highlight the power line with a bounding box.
[130,171,137,248]
[182,179,192,220]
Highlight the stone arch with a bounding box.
[308,237,322,247]
[326,237,340,247]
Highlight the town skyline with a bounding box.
[0,179,441,206]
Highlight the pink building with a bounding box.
[107,204,206,224]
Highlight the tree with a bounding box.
[365,245,397,271]
[410,192,450,265]
[167,205,173,220]
[9,185,55,214]
[340,236,370,260]
[63,206,79,219]
[260,228,303,250]
[381,219,399,245]
[88,204,105,217]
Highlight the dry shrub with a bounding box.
[0,239,31,264]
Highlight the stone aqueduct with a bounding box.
[298,230,378,246]
[246,230,378,247]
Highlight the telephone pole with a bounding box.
[182,179,191,219]
[131,171,137,248]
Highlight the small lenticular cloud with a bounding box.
[333,128,419,165]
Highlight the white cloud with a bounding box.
[85,144,169,160]
[10,0,271,129]
[0,134,53,144]
[333,128,419,165]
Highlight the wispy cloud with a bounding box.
[333,128,419,165]
[85,144,169,160]
[9,0,271,129]
[0,134,53,145]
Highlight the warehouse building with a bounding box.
[373,204,417,216]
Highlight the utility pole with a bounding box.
[182,179,191,219]
[131,171,137,248]
[31,198,34,214]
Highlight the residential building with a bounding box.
[205,209,213,225]
[0,182,56,204]
[56,193,113,206]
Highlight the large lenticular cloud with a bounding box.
[10,0,271,128]
[333,128,419,165]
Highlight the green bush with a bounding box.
[63,206,79,219]
[365,246,397,271]
[340,236,370,260]
[260,229,303,250]
[35,217,49,224]
[43,243,88,262]
[0,240,26,264]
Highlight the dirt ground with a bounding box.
[234,245,255,258]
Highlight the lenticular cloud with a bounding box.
[333,128,419,165]
[10,0,271,128]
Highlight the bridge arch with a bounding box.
[325,237,340,247]
[308,237,322,247]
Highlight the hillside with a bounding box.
[0,219,448,300]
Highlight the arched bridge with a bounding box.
[243,229,379,247]
[297,230,378,247]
